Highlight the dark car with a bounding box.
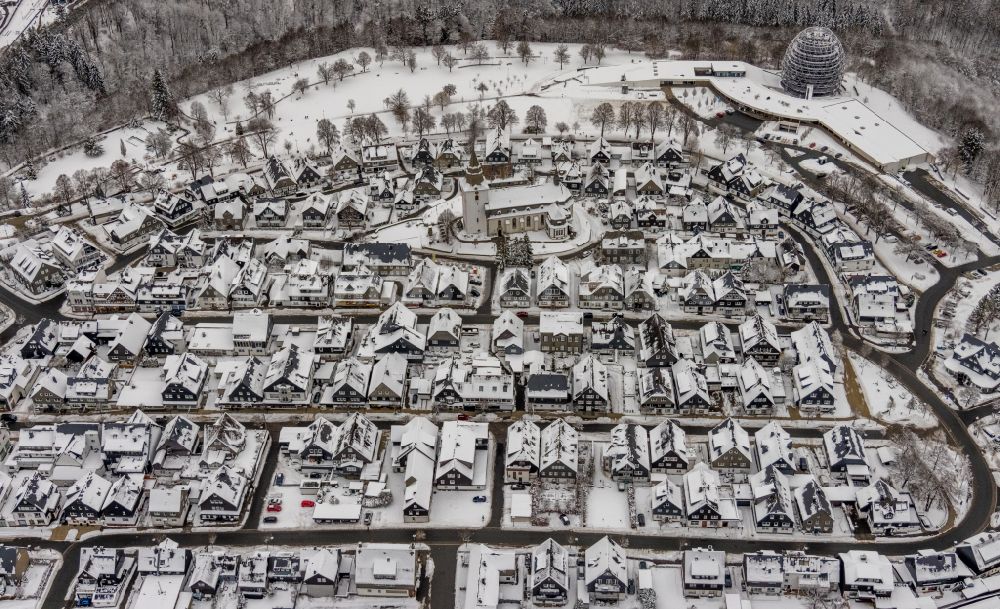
[560,513,571,525]
[636,513,645,527]
[473,495,488,503]
[263,516,278,523]
[0,414,17,423]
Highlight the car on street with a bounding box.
[516,311,529,318]
[637,513,645,527]
[263,516,278,523]
[473,495,488,503]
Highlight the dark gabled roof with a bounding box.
[527,373,569,392]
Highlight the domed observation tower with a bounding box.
[780,27,845,99]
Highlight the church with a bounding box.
[460,150,572,240]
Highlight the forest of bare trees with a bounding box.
[0,0,997,173]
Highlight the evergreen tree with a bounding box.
[521,235,534,265]
[19,184,30,209]
[959,128,985,172]
[495,231,508,270]
[150,69,176,122]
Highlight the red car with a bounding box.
[516,311,529,318]
[301,500,316,508]
[457,414,470,421]
[715,111,725,118]
[267,504,282,513]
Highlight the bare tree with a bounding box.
[412,107,436,137]
[443,54,459,72]
[355,51,371,73]
[525,105,547,134]
[516,40,533,65]
[228,137,252,168]
[246,117,277,157]
[554,44,570,69]
[471,43,489,65]
[109,159,134,191]
[208,85,234,121]
[487,100,518,131]
[715,124,737,154]
[431,45,446,66]
[292,78,310,95]
[591,103,615,137]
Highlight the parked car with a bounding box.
[364,512,373,525]
[301,500,316,508]
[516,311,529,318]
[0,414,17,423]
[511,484,526,490]
[637,513,645,527]
[457,413,470,421]
[267,504,282,513]
[473,495,488,503]
[560,513,571,526]
[263,516,278,523]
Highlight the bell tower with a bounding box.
[460,149,490,236]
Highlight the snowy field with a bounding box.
[847,352,936,429]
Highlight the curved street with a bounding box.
[2,113,997,609]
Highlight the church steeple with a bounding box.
[465,148,484,186]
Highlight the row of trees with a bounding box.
[589,100,690,144]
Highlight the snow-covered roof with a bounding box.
[540,311,583,337]
[264,344,313,392]
[584,536,626,586]
[649,420,687,465]
[790,321,837,374]
[739,314,780,355]
[572,354,609,402]
[436,420,487,482]
[754,421,793,471]
[708,418,751,462]
[540,419,578,474]
[823,425,867,468]
[838,551,893,593]
[506,420,541,470]
[163,353,208,396]
[671,358,709,406]
[605,423,650,475]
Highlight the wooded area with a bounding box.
[0,0,997,173]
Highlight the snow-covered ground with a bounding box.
[0,0,47,50]
[672,86,733,119]
[847,352,936,429]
